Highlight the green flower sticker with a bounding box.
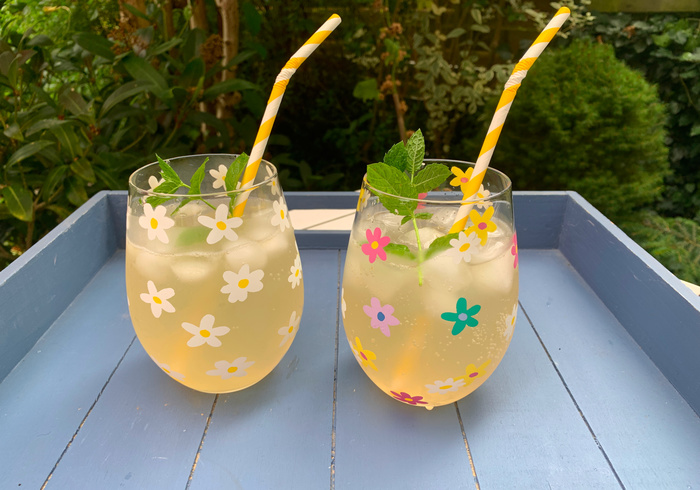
[441,298,481,335]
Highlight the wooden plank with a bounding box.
[334,253,476,489]
[559,193,700,415]
[519,249,700,488]
[457,301,620,488]
[512,191,568,250]
[0,252,135,489]
[286,191,359,210]
[0,192,117,382]
[107,191,127,249]
[46,343,215,489]
[187,249,339,489]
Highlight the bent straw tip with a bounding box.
[329,13,342,21]
[556,7,571,15]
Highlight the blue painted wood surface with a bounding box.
[188,250,339,489]
[0,194,117,382]
[0,190,699,489]
[558,193,700,415]
[519,250,700,488]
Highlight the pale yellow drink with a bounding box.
[126,157,303,393]
[342,166,518,409]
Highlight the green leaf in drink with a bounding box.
[366,162,418,215]
[383,142,409,172]
[364,128,456,285]
[405,129,425,179]
[412,164,452,194]
[155,154,183,187]
[225,153,249,192]
[424,232,461,260]
[384,243,416,260]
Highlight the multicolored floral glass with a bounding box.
[342,160,518,409]
[126,154,303,393]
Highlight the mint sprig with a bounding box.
[365,129,452,285]
[145,153,250,216]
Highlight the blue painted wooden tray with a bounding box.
[1,191,699,489]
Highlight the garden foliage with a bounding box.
[575,12,700,223]
[489,39,669,223]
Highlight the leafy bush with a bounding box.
[489,39,669,223]
[620,211,700,285]
[575,13,700,223]
[0,3,264,267]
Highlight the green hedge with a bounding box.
[490,39,669,223]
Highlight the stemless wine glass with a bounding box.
[341,160,518,409]
[125,154,303,393]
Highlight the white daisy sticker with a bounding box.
[504,303,517,340]
[425,378,466,394]
[206,357,255,379]
[182,314,230,347]
[221,264,264,303]
[471,184,493,210]
[139,203,175,243]
[139,280,175,318]
[198,204,243,244]
[288,254,302,289]
[271,198,290,232]
[148,175,164,191]
[341,288,346,320]
[157,362,185,380]
[278,310,300,347]
[446,231,480,264]
[266,165,279,196]
[209,164,227,190]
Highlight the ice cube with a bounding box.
[129,246,172,284]
[170,253,218,283]
[225,237,268,270]
[470,246,516,295]
[395,226,443,249]
[173,200,212,227]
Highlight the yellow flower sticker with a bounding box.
[456,359,492,386]
[450,166,474,194]
[466,207,497,245]
[350,336,378,371]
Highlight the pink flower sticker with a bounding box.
[391,391,428,405]
[363,297,399,337]
[361,227,390,263]
[511,232,519,269]
[416,192,428,210]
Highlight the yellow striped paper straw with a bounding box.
[233,13,342,217]
[449,7,570,234]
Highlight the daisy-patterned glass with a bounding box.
[126,154,304,394]
[341,159,518,408]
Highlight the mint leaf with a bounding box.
[384,243,416,260]
[156,154,182,186]
[152,180,181,194]
[405,129,425,179]
[414,212,433,220]
[383,142,408,172]
[171,159,212,214]
[176,226,211,247]
[424,232,460,260]
[366,162,417,215]
[146,180,181,206]
[188,158,208,194]
[413,163,452,194]
[226,153,249,192]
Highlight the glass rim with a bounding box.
[362,159,512,204]
[128,153,277,198]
